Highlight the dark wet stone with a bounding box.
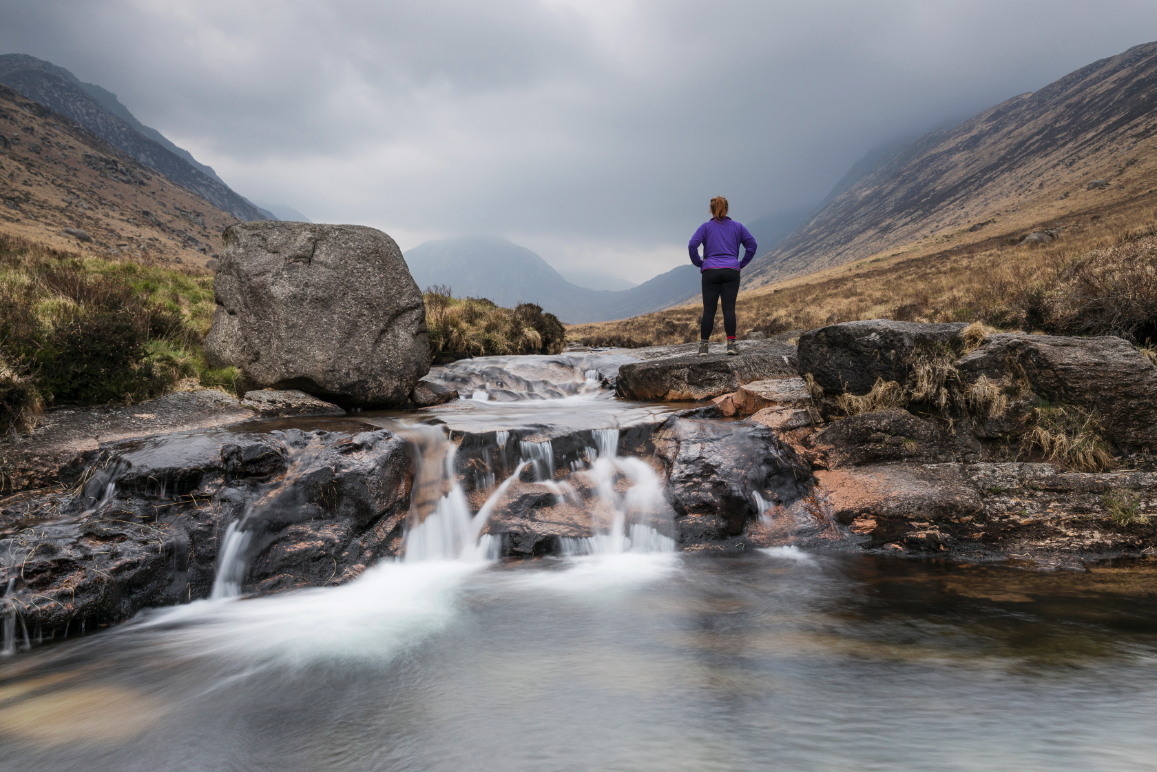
[798,320,967,394]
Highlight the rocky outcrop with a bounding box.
[798,320,967,394]
[653,414,813,544]
[956,333,1157,451]
[1,425,413,642]
[712,376,815,430]
[205,222,431,407]
[615,341,798,401]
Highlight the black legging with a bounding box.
[700,268,740,340]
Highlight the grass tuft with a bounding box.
[1019,405,1115,472]
[423,286,566,362]
[1103,488,1147,526]
[833,378,907,416]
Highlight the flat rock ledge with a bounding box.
[0,390,254,494]
[241,389,346,417]
[615,341,798,401]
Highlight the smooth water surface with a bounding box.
[2,552,1156,771]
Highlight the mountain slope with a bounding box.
[255,203,311,222]
[746,40,1157,286]
[0,82,241,267]
[0,54,272,222]
[558,268,636,291]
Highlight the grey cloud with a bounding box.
[2,0,1156,280]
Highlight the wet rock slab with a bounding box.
[615,341,799,401]
[815,461,1157,563]
[0,389,255,494]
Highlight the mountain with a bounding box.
[0,82,242,267]
[558,268,636,292]
[742,202,821,261]
[404,236,704,323]
[745,40,1157,286]
[256,203,311,222]
[0,54,273,222]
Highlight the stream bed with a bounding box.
[2,552,1156,770]
[2,353,1156,770]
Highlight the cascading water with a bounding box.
[399,423,529,563]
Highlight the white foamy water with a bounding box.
[210,521,252,600]
[759,545,816,564]
[143,559,479,666]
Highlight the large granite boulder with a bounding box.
[615,341,798,401]
[957,333,1157,451]
[798,320,967,394]
[205,222,430,407]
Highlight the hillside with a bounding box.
[0,82,242,266]
[0,54,272,223]
[744,40,1157,286]
[404,236,704,323]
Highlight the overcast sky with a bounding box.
[2,1,1156,281]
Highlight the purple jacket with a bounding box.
[688,217,757,272]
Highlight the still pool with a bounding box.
[2,550,1156,771]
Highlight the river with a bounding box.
[1,353,1156,770]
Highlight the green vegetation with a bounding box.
[423,285,566,363]
[0,233,239,433]
[1103,488,1146,526]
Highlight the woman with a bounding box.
[688,196,757,356]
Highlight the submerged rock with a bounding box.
[241,389,346,417]
[205,221,430,407]
[411,378,459,407]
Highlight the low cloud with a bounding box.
[2,0,1155,280]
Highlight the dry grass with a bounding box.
[0,233,238,433]
[964,375,1009,420]
[1019,405,1115,472]
[833,378,906,416]
[568,196,1157,347]
[424,285,566,362]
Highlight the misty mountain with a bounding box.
[256,203,311,222]
[744,40,1157,286]
[742,203,821,261]
[0,53,273,222]
[558,269,636,291]
[404,236,702,323]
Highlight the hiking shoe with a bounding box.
[697,342,709,356]
[727,341,738,356]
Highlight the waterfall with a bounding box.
[211,521,253,600]
[401,424,529,563]
[519,440,555,482]
[561,430,675,556]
